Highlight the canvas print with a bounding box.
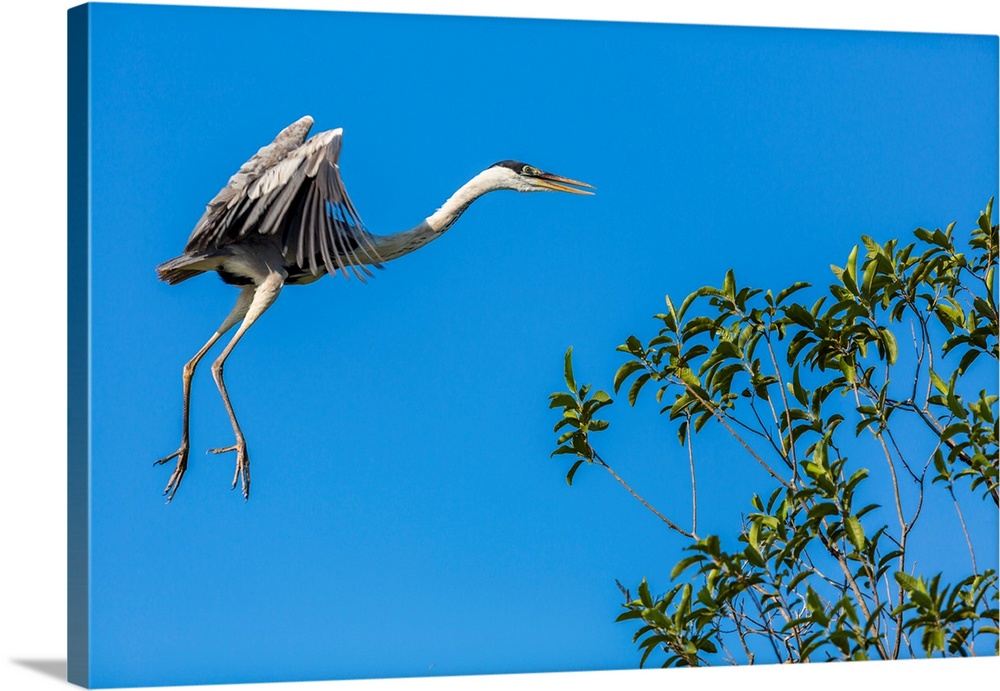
[67,3,999,688]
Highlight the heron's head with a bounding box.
[488,160,594,195]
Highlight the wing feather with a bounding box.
[318,199,340,279]
[317,159,361,280]
[302,183,321,276]
[315,148,374,280]
[182,117,385,279]
[185,115,315,252]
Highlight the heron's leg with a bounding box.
[155,287,254,502]
[207,271,285,500]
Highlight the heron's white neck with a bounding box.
[425,168,509,232]
[368,167,510,261]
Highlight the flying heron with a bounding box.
[154,115,594,501]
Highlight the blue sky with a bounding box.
[79,4,997,687]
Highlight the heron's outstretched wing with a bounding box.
[183,117,383,280]
[184,116,314,251]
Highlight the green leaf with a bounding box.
[629,373,652,406]
[855,417,881,436]
[846,245,859,286]
[957,349,980,374]
[747,520,760,551]
[677,290,700,321]
[563,347,576,392]
[643,608,673,630]
[638,579,652,607]
[838,357,856,384]
[678,367,701,389]
[845,468,869,492]
[614,360,647,394]
[723,269,735,298]
[592,390,612,404]
[844,516,865,551]
[776,281,811,305]
[683,316,717,339]
[673,584,693,628]
[665,294,678,320]
[924,628,945,654]
[614,609,645,622]
[790,364,808,405]
[670,555,704,580]
[554,415,580,431]
[744,545,766,568]
[895,571,919,592]
[786,570,811,592]
[785,304,817,328]
[935,301,964,325]
[566,459,586,485]
[880,328,898,365]
[693,409,714,433]
[805,586,829,626]
[807,502,839,521]
[548,392,578,410]
[555,428,576,445]
[861,234,880,254]
[929,368,948,395]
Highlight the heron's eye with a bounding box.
[522,165,539,176]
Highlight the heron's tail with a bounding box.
[156,252,222,285]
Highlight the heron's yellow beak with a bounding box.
[533,172,595,195]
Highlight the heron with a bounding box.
[154,115,593,502]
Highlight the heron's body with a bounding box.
[155,115,592,501]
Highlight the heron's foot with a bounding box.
[153,444,189,503]
[208,441,251,501]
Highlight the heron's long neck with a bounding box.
[367,168,501,261]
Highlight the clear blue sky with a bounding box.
[83,4,997,686]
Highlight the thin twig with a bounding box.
[592,451,695,539]
[948,483,978,574]
[680,383,792,489]
[764,331,799,475]
[686,412,698,535]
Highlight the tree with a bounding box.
[549,200,999,666]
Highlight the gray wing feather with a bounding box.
[183,116,384,279]
[185,115,314,252]
[301,183,322,275]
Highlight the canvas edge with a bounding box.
[67,3,91,688]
